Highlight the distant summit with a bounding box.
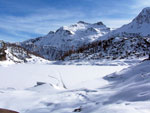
[94,21,104,25]
[77,21,89,25]
[134,7,150,24]
[110,7,150,37]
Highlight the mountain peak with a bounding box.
[55,26,74,36]
[94,21,104,25]
[77,21,89,24]
[134,7,150,24]
[142,7,150,13]
[108,7,150,37]
[139,7,150,16]
[48,31,55,35]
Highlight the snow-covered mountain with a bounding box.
[61,8,150,60]
[109,7,150,37]
[0,41,48,65]
[21,7,150,61]
[21,21,110,60]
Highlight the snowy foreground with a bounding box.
[0,59,150,113]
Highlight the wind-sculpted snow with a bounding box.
[104,60,150,104]
[0,60,150,113]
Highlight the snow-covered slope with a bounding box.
[0,57,150,113]
[109,7,150,37]
[0,41,49,66]
[21,21,110,60]
[104,60,150,104]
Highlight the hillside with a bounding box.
[62,36,150,60]
[0,41,49,66]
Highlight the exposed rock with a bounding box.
[0,108,19,113]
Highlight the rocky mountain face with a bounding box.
[62,36,150,60]
[21,21,110,60]
[0,41,48,64]
[0,41,7,61]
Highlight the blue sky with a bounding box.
[0,0,150,42]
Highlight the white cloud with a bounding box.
[130,0,150,13]
[0,8,84,41]
[99,0,150,28]
[101,18,132,28]
[84,17,132,29]
[132,0,150,8]
[1,1,147,42]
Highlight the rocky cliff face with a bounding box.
[0,41,48,64]
[0,41,7,61]
[62,36,150,60]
